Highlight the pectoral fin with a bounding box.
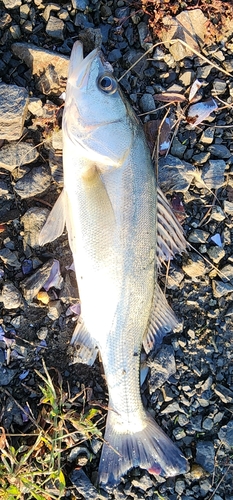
[39,190,66,246]
[143,283,178,354]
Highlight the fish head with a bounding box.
[63,41,137,168]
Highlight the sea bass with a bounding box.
[39,41,188,489]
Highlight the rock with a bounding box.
[123,49,148,79]
[170,138,187,159]
[192,151,210,164]
[14,165,51,198]
[1,282,23,309]
[148,345,176,394]
[72,0,89,10]
[162,10,207,61]
[166,265,184,290]
[212,280,233,298]
[202,417,213,431]
[220,264,233,282]
[131,474,154,491]
[2,0,21,7]
[207,246,225,264]
[0,84,28,141]
[0,142,39,172]
[214,384,233,403]
[28,97,43,116]
[137,22,153,51]
[158,154,196,192]
[182,253,207,278]
[188,229,209,244]
[0,366,17,385]
[139,93,155,113]
[46,16,64,40]
[21,259,59,302]
[208,144,231,159]
[218,420,233,448]
[12,43,69,96]
[201,160,226,189]
[212,79,227,95]
[200,127,214,145]
[21,207,50,248]
[196,441,215,473]
[0,12,12,28]
[210,206,225,222]
[70,469,104,500]
[224,200,233,215]
[0,248,21,269]
[47,300,62,320]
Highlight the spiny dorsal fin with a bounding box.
[157,187,187,267]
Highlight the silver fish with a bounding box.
[39,41,188,489]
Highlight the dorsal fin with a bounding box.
[157,187,187,267]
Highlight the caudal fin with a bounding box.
[98,410,188,490]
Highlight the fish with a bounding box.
[39,41,188,489]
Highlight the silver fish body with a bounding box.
[40,41,188,489]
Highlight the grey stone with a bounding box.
[108,49,122,63]
[21,207,50,249]
[212,280,233,298]
[175,480,185,495]
[166,266,184,290]
[196,441,215,473]
[212,79,227,95]
[162,9,207,61]
[214,384,233,403]
[21,259,58,302]
[47,300,62,320]
[192,151,210,164]
[0,367,17,385]
[200,127,214,144]
[201,160,226,189]
[170,138,187,159]
[0,84,28,141]
[218,420,233,448]
[158,154,196,192]
[2,0,21,7]
[46,16,64,39]
[137,22,153,51]
[148,345,176,393]
[72,0,89,10]
[0,142,39,172]
[132,473,154,491]
[179,71,194,86]
[208,144,231,159]
[139,93,155,113]
[123,50,148,79]
[210,206,225,221]
[207,246,225,264]
[196,65,212,79]
[1,282,23,309]
[12,43,69,96]
[220,264,233,282]
[224,200,233,215]
[14,165,51,198]
[182,253,207,278]
[202,417,213,431]
[70,469,104,499]
[0,248,21,269]
[28,98,43,116]
[188,229,209,244]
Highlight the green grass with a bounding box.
[0,359,103,499]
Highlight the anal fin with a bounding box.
[143,284,179,354]
[70,316,98,366]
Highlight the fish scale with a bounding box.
[39,40,188,489]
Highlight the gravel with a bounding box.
[0,1,233,499]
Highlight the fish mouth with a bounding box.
[68,41,109,90]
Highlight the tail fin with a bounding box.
[98,410,188,490]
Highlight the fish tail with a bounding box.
[98,409,188,490]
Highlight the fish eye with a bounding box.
[98,74,117,94]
